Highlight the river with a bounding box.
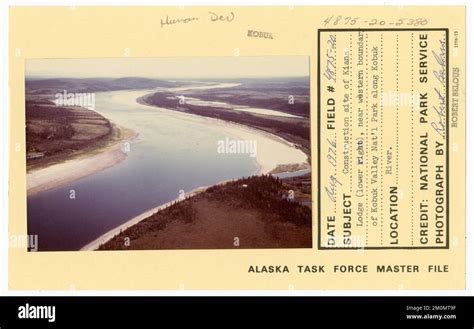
[27,86,307,251]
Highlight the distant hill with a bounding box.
[25,77,180,94]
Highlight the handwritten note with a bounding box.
[161,11,235,28]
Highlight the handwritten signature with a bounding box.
[431,87,446,138]
[431,38,447,139]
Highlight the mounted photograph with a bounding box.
[25,56,312,251]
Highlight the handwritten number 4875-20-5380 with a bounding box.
[322,15,428,27]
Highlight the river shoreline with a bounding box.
[83,94,310,250]
[80,182,228,251]
[27,88,309,250]
[136,94,310,174]
[27,124,137,197]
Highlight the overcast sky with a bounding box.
[26,57,308,79]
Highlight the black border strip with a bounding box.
[317,28,449,250]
